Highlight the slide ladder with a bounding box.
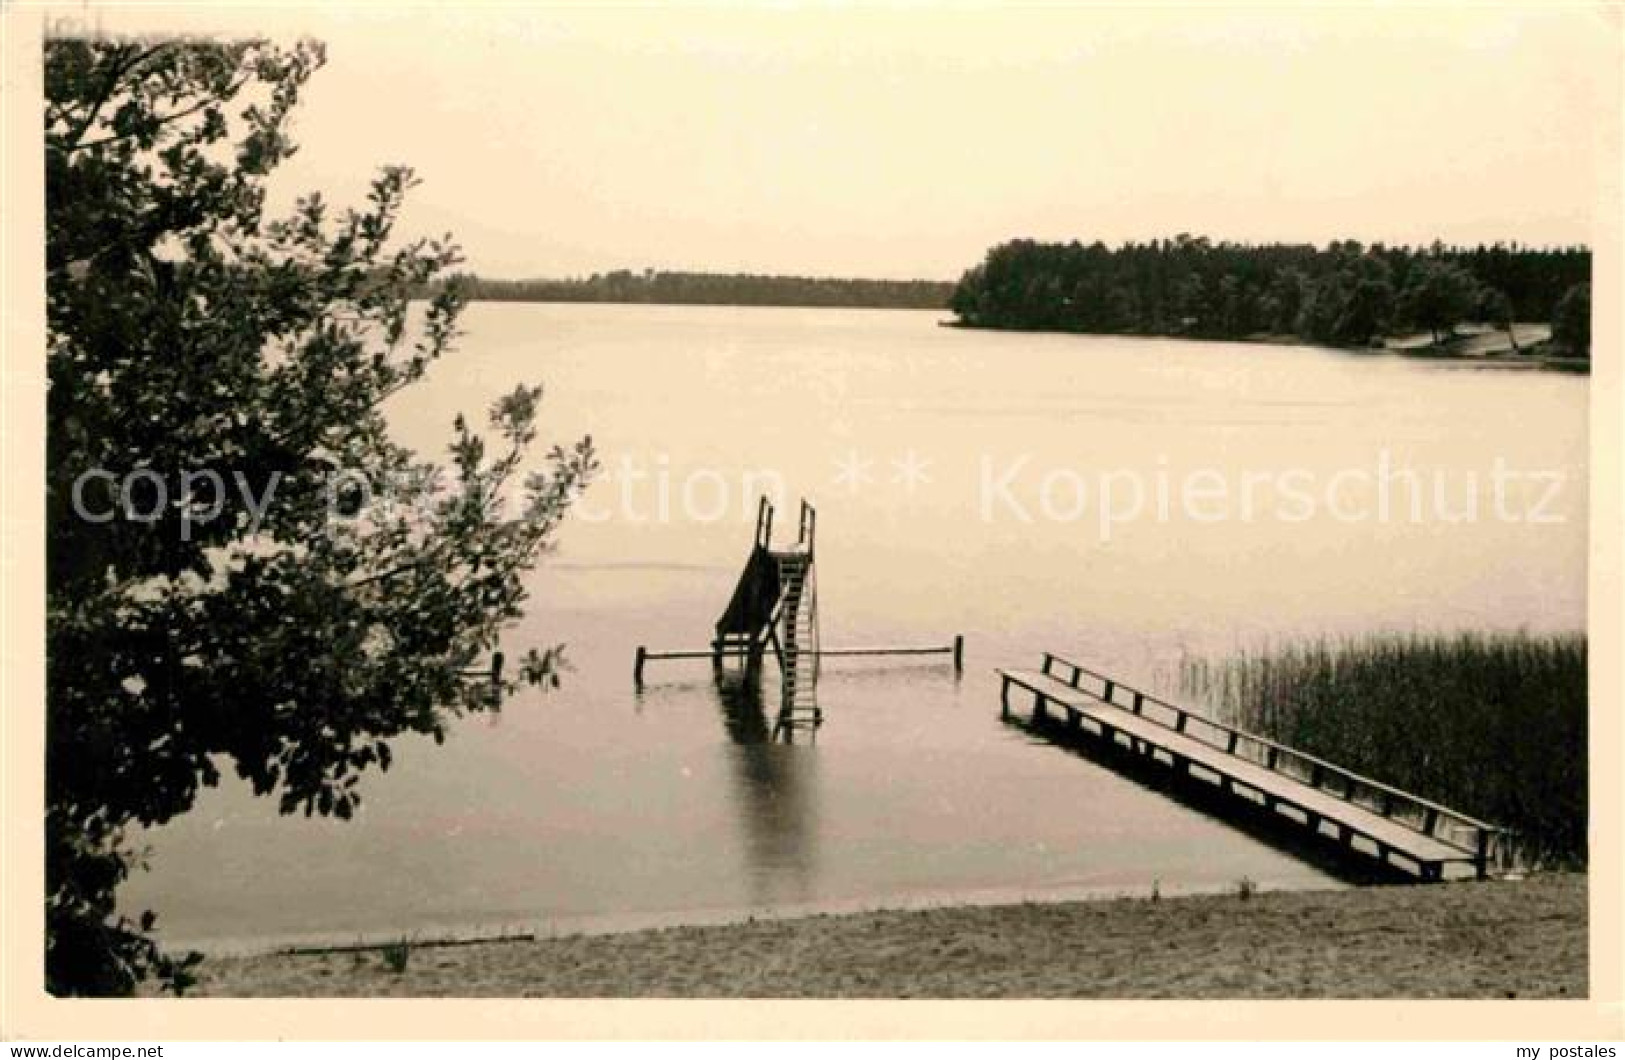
[771,503,821,738]
[713,498,822,739]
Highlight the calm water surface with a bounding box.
[122,304,1587,951]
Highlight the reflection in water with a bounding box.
[713,670,819,906]
[1000,713,1393,885]
[715,666,772,744]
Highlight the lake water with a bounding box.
[121,304,1588,953]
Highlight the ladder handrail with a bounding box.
[806,560,821,687]
[755,496,775,550]
[772,542,820,729]
[798,500,816,552]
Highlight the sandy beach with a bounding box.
[190,873,1586,999]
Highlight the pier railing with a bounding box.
[1038,651,1506,867]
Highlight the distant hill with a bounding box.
[450,269,956,310]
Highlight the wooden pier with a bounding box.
[999,652,1506,882]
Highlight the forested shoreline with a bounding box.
[453,270,956,310]
[450,239,1591,360]
[949,237,1591,358]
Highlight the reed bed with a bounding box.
[1177,632,1587,865]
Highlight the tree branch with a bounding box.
[58,42,172,153]
[69,72,250,154]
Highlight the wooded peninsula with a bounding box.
[948,237,1591,358]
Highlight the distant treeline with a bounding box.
[950,237,1591,355]
[452,269,956,310]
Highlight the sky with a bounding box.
[65,4,1620,280]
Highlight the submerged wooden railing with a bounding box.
[1001,651,1507,880]
[635,637,964,685]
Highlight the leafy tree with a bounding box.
[1336,255,1396,346]
[1261,269,1308,335]
[45,36,595,995]
[1552,282,1591,358]
[947,264,986,322]
[1397,259,1482,345]
[1295,271,1349,345]
[1478,286,1519,352]
[1295,255,1392,347]
[1174,273,1211,334]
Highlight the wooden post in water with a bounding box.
[953,634,964,673]
[634,646,647,687]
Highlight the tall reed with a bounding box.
[1177,632,1587,866]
